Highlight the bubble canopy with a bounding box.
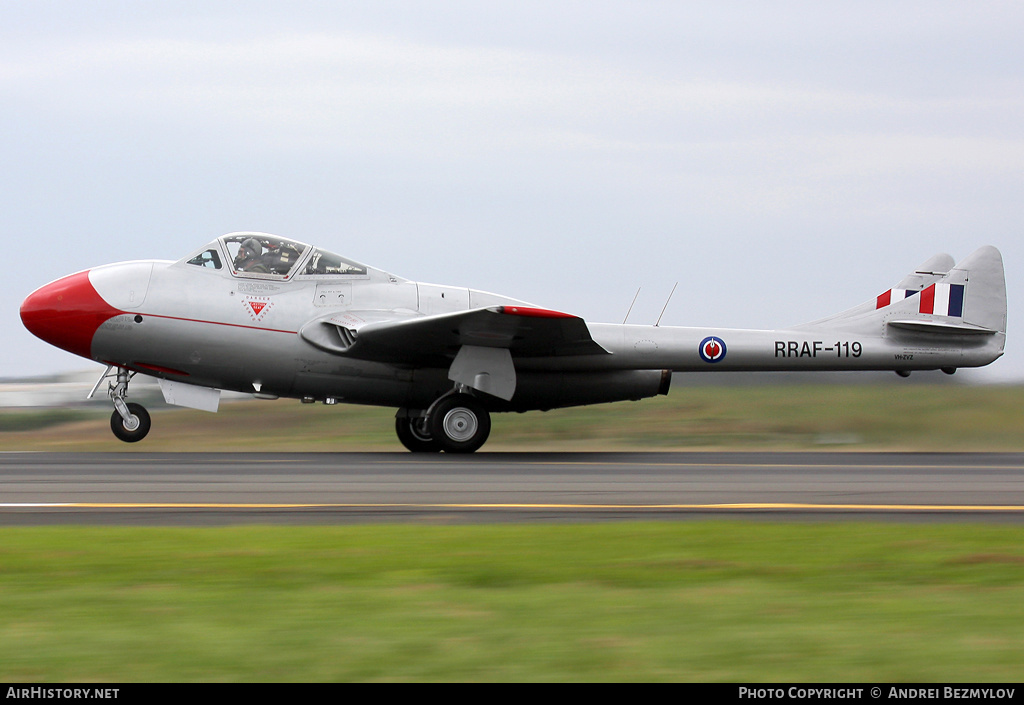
[182,233,368,279]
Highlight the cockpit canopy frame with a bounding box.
[180,232,370,280]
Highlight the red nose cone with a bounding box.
[20,271,122,360]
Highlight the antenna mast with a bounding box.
[622,287,641,324]
[655,282,678,327]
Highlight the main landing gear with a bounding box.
[91,367,151,443]
[395,392,491,454]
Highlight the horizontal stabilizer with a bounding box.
[887,319,997,336]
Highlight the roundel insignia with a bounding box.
[699,336,727,363]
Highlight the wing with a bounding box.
[299,305,609,365]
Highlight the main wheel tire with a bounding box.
[428,394,491,454]
[395,414,442,453]
[110,402,151,443]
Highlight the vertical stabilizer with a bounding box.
[894,252,955,290]
[794,246,1006,339]
[797,251,955,331]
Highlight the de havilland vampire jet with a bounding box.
[20,233,1006,452]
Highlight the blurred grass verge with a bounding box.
[2,383,1022,451]
[2,522,1024,681]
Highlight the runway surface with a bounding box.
[2,451,1024,525]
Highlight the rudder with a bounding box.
[952,245,1006,334]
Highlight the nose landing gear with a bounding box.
[91,366,152,443]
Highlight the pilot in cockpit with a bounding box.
[234,238,270,273]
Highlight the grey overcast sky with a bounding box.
[4,1,1022,381]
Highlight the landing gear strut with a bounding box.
[396,393,492,454]
[92,367,151,443]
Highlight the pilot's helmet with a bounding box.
[239,238,262,259]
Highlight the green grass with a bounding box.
[2,523,1024,681]
[0,409,91,433]
[3,383,1023,451]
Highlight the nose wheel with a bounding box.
[93,366,152,443]
[110,402,151,443]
